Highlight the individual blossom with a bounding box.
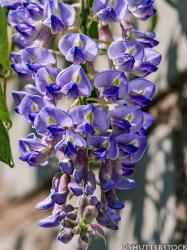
[94,70,128,102]
[127,78,155,107]
[108,40,144,72]
[14,94,45,124]
[135,48,161,77]
[87,134,119,162]
[21,47,56,75]
[128,0,156,20]
[58,33,98,65]
[108,105,144,134]
[8,7,42,40]
[117,133,147,163]
[69,104,109,136]
[34,106,73,136]
[55,131,86,161]
[19,133,51,167]
[43,0,75,34]
[56,65,92,99]
[35,66,61,100]
[92,0,128,24]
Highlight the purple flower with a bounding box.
[94,70,128,102]
[55,131,86,159]
[128,0,156,20]
[108,40,144,72]
[117,133,147,163]
[132,30,159,48]
[135,48,161,77]
[87,134,119,162]
[8,8,41,40]
[92,0,128,24]
[34,106,73,135]
[127,78,155,106]
[19,133,50,167]
[21,47,56,75]
[56,65,92,99]
[108,105,144,134]
[138,112,154,135]
[10,51,30,79]
[69,104,109,136]
[43,0,75,34]
[85,171,96,196]
[15,94,45,123]
[0,0,22,10]
[58,33,98,64]
[35,66,61,99]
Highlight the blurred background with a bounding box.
[0,1,187,249]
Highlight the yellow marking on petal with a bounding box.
[47,74,54,84]
[31,57,37,62]
[69,136,74,143]
[112,78,120,87]
[74,39,82,47]
[72,73,80,83]
[127,48,135,55]
[125,114,133,122]
[48,116,56,125]
[138,90,145,95]
[130,140,137,146]
[32,103,38,112]
[86,112,93,122]
[102,141,109,148]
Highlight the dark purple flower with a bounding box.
[92,0,128,24]
[56,65,92,99]
[58,33,98,64]
[108,40,144,72]
[94,70,128,102]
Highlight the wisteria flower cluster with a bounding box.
[1,0,161,249]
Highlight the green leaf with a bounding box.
[0,7,10,71]
[0,120,14,167]
[0,84,11,127]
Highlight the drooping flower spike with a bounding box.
[2,0,161,248]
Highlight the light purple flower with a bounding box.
[43,0,75,34]
[56,65,92,99]
[69,104,109,136]
[108,40,144,72]
[92,0,128,24]
[127,78,155,106]
[34,106,73,135]
[94,70,128,102]
[58,33,98,64]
